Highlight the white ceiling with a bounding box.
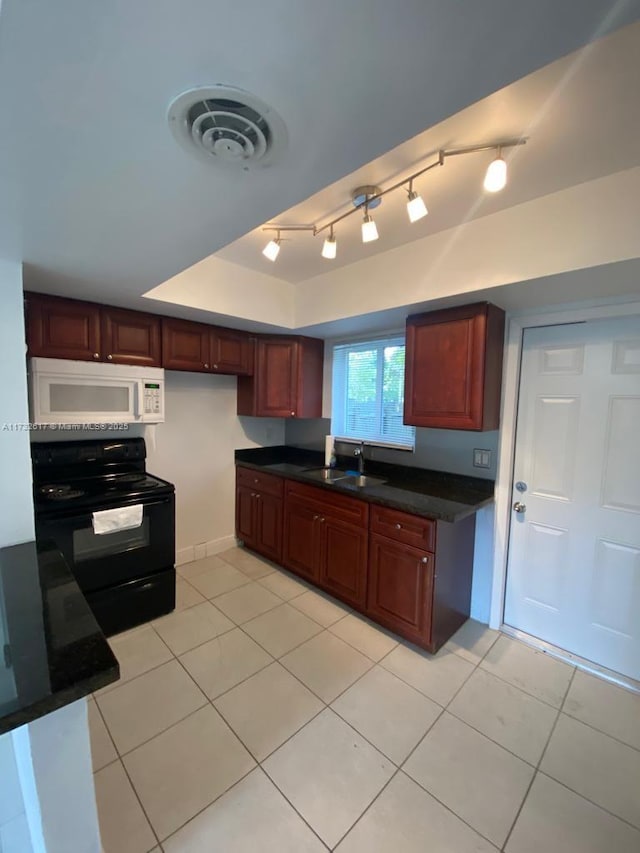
[1,0,639,312]
[218,21,640,283]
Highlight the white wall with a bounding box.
[0,260,34,546]
[146,371,285,562]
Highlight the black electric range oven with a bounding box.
[32,438,175,636]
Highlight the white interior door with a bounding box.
[504,316,640,680]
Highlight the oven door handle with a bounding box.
[37,496,173,522]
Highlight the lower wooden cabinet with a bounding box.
[235,469,283,563]
[368,533,434,647]
[282,480,369,609]
[235,466,476,652]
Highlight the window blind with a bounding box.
[331,336,416,450]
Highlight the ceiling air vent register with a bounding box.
[168,86,287,170]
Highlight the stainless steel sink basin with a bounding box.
[302,467,351,483]
[341,475,387,488]
[303,468,387,488]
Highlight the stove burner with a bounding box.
[39,484,86,501]
[113,473,145,484]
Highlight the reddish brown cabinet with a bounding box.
[237,335,323,418]
[162,318,254,375]
[101,306,161,366]
[282,480,368,609]
[367,505,475,652]
[26,293,161,366]
[404,302,505,431]
[235,467,283,562]
[26,293,101,362]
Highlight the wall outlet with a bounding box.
[473,448,492,469]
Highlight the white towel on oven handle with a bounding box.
[92,504,143,535]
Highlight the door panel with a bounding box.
[162,319,210,372]
[320,519,367,609]
[27,294,101,362]
[282,500,320,581]
[101,307,161,367]
[255,493,282,562]
[256,339,297,417]
[236,485,255,546]
[505,316,640,680]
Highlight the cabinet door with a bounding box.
[26,294,101,362]
[101,307,161,367]
[367,534,434,646]
[404,302,504,430]
[161,319,211,372]
[236,485,256,546]
[320,517,368,610]
[255,338,298,417]
[255,492,283,563]
[282,500,321,582]
[210,328,254,376]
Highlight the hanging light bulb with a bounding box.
[262,231,281,261]
[321,226,337,259]
[483,148,507,192]
[361,206,379,243]
[406,181,428,223]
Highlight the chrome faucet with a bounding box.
[354,441,366,475]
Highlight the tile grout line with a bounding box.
[92,700,163,851]
[534,769,640,835]
[499,666,575,851]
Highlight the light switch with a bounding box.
[473,448,491,469]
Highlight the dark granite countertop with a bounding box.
[235,446,494,522]
[0,541,119,735]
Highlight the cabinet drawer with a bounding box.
[285,480,368,527]
[370,505,435,551]
[236,466,284,498]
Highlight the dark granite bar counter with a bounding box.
[0,541,119,735]
[235,445,494,522]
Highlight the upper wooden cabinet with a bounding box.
[26,293,161,366]
[404,302,505,431]
[237,335,323,418]
[161,318,253,375]
[101,306,161,367]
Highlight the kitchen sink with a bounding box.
[302,467,352,483]
[340,474,387,488]
[303,468,387,488]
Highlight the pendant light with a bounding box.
[406,180,428,223]
[321,226,337,259]
[483,148,507,193]
[262,231,281,261]
[361,206,379,243]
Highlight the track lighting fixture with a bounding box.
[406,180,428,223]
[483,148,507,193]
[321,226,337,259]
[262,231,281,261]
[260,137,525,262]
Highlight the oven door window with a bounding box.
[72,518,150,562]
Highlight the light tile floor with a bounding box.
[90,547,640,852]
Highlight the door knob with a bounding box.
[513,501,526,514]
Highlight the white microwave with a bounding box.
[29,358,165,425]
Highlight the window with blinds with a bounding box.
[331,336,416,450]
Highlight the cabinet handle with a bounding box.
[93,352,100,359]
[395,523,402,529]
[255,493,261,500]
[107,354,113,360]
[290,411,295,416]
[254,478,259,484]
[204,363,209,369]
[313,515,319,521]
[421,556,429,564]
[319,517,325,523]
[250,492,256,498]
[213,363,218,369]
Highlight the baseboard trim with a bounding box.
[176,535,237,566]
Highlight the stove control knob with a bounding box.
[93,352,100,359]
